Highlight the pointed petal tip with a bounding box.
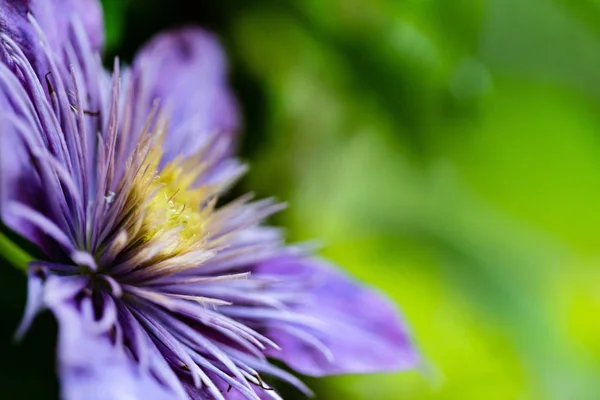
[13,264,49,342]
[257,256,420,377]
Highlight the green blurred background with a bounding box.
[4,0,600,399]
[101,0,600,399]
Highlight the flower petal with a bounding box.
[0,90,52,253]
[0,0,104,254]
[180,372,278,400]
[257,257,419,376]
[132,27,239,165]
[0,0,104,66]
[14,265,48,340]
[43,276,179,400]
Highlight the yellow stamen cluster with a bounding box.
[144,155,208,253]
[128,133,214,261]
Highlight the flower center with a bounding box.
[146,158,206,250]
[130,141,211,259]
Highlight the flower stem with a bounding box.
[0,232,31,272]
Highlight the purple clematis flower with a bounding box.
[0,1,418,399]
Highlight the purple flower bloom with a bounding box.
[0,1,418,399]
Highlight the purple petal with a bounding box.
[131,27,240,165]
[14,264,48,340]
[0,95,50,252]
[44,277,179,400]
[222,386,279,400]
[181,372,277,400]
[0,0,104,67]
[0,1,104,255]
[256,257,419,376]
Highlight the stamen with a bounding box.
[83,109,100,116]
[127,145,213,262]
[249,373,274,391]
[44,71,54,96]
[69,103,100,116]
[167,189,180,203]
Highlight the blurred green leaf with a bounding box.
[100,0,130,53]
[0,232,31,272]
